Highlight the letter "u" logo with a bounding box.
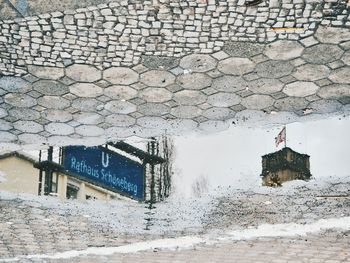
[101,152,110,168]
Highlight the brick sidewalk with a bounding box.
[19,231,350,263]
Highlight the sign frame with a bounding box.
[61,145,146,201]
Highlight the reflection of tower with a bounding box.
[261,147,311,187]
[145,136,174,203]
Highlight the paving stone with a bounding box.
[96,95,110,103]
[18,134,46,144]
[58,76,76,86]
[166,119,199,134]
[4,94,37,107]
[212,76,248,92]
[211,51,230,61]
[138,103,170,116]
[302,44,344,64]
[0,120,12,130]
[0,132,17,142]
[300,36,319,47]
[176,73,212,90]
[0,108,7,119]
[248,78,284,94]
[235,88,254,98]
[140,88,173,103]
[65,64,102,82]
[327,60,345,70]
[13,121,43,133]
[142,56,179,70]
[104,101,137,114]
[74,112,104,125]
[95,79,112,89]
[315,26,350,44]
[173,90,206,105]
[179,54,217,73]
[8,108,40,121]
[255,60,293,78]
[0,1,349,142]
[217,57,255,75]
[241,94,274,110]
[45,123,74,135]
[223,41,265,57]
[76,125,105,136]
[106,126,144,139]
[105,114,136,127]
[283,81,320,97]
[38,96,70,109]
[207,92,241,107]
[341,51,350,66]
[22,74,39,84]
[199,120,231,133]
[104,86,137,100]
[140,70,175,87]
[0,88,6,97]
[71,98,101,111]
[103,67,139,85]
[338,96,350,105]
[202,107,236,120]
[317,84,350,100]
[41,110,73,122]
[264,40,304,60]
[328,67,350,84]
[137,117,172,130]
[274,97,309,111]
[33,80,69,96]
[171,106,202,118]
[69,83,103,97]
[292,64,330,81]
[0,77,31,93]
[308,99,343,114]
[27,65,64,80]
[129,97,146,106]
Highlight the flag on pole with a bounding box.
[275,127,286,147]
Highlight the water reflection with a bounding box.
[173,115,350,197]
[0,116,349,225]
[0,138,174,203]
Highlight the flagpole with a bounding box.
[284,125,287,148]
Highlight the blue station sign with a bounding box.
[62,146,145,200]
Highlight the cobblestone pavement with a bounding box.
[1,177,350,262]
[0,0,350,147]
[2,230,350,262]
[49,232,350,263]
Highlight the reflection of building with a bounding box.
[0,151,118,200]
[261,147,311,187]
[0,152,38,195]
[0,137,173,202]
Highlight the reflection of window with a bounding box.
[66,184,79,199]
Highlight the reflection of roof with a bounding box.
[0,151,37,163]
[262,147,309,159]
[108,141,165,164]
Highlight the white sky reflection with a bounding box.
[173,116,350,197]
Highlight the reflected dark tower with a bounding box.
[261,147,312,187]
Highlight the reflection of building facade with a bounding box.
[0,138,173,202]
[261,147,311,187]
[0,151,119,200]
[0,152,39,195]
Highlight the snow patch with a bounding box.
[224,217,350,240]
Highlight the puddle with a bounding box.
[0,115,350,231]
